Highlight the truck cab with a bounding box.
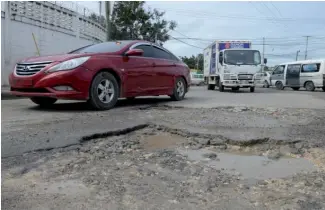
[204,41,266,92]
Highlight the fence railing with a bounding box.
[8,1,106,42]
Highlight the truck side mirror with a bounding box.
[219,53,223,64]
[264,58,267,64]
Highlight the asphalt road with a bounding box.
[2,86,325,157]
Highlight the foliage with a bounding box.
[110,1,177,44]
[180,54,204,71]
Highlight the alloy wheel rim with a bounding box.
[176,81,185,97]
[97,79,115,103]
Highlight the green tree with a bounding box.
[180,54,204,71]
[110,2,177,44]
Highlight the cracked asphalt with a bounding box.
[2,86,325,209]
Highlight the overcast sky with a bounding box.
[77,1,325,66]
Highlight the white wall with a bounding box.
[1,1,106,86]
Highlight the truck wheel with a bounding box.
[219,82,224,92]
[305,81,315,91]
[250,87,255,92]
[30,97,57,107]
[207,84,215,90]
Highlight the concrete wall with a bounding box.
[1,1,107,86]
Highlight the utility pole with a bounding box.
[99,1,102,16]
[304,36,310,60]
[296,50,300,61]
[105,1,111,41]
[262,37,265,72]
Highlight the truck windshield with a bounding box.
[224,50,261,65]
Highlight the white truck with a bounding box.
[203,41,267,92]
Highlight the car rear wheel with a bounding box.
[207,84,215,90]
[88,72,119,110]
[170,77,186,101]
[305,81,315,91]
[30,97,57,107]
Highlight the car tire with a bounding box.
[305,81,315,91]
[207,84,215,90]
[219,82,224,92]
[275,81,284,90]
[30,97,57,107]
[292,87,300,91]
[264,80,270,88]
[250,87,255,92]
[88,72,119,110]
[170,77,186,101]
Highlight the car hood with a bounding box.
[19,52,118,63]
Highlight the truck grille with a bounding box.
[15,61,52,76]
[238,74,253,80]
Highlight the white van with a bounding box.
[270,59,325,91]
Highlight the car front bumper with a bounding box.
[9,66,93,100]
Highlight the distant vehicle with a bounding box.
[255,72,271,88]
[190,72,205,86]
[9,40,191,110]
[270,59,325,91]
[203,40,266,92]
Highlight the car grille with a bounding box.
[15,61,52,76]
[238,74,253,80]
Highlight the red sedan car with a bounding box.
[9,40,191,110]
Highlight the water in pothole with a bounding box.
[178,148,316,180]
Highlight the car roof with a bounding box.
[278,59,325,66]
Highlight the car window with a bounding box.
[301,63,320,73]
[134,45,154,58]
[287,64,301,74]
[152,46,172,60]
[69,41,132,54]
[273,65,285,74]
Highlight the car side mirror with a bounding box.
[125,49,144,57]
[264,58,267,64]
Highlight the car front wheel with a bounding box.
[170,77,186,101]
[88,72,119,110]
[30,97,57,107]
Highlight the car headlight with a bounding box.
[47,56,90,72]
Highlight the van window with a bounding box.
[273,65,285,74]
[301,63,320,73]
[287,64,301,74]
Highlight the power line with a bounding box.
[168,35,204,49]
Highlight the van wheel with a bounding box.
[219,82,224,92]
[30,97,57,107]
[275,81,284,90]
[292,87,300,91]
[305,81,315,91]
[170,77,186,101]
[207,84,215,90]
[88,72,119,110]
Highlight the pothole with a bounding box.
[178,148,316,181]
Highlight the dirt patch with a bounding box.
[2,127,325,210]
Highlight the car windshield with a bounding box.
[68,41,133,54]
[224,50,261,65]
